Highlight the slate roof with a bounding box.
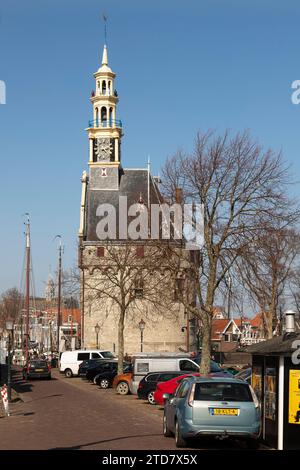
[246,332,300,356]
[84,168,163,242]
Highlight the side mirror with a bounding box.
[163,393,170,401]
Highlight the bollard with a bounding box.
[0,384,10,416]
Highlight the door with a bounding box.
[166,380,191,432]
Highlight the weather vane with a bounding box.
[102,13,108,45]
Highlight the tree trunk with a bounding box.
[199,310,211,374]
[199,258,217,375]
[118,308,125,374]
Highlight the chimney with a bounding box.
[175,187,183,204]
[284,310,296,333]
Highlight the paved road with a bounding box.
[0,369,263,450]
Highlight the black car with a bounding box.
[86,359,130,382]
[94,362,132,388]
[78,358,104,377]
[22,359,51,380]
[137,371,186,404]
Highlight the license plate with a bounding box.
[35,369,44,372]
[210,408,239,416]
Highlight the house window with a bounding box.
[224,333,231,342]
[232,334,239,342]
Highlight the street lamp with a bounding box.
[138,318,146,353]
[95,323,100,349]
[6,319,14,402]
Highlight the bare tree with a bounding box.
[237,227,300,338]
[0,287,23,330]
[161,130,298,374]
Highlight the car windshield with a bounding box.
[194,382,253,402]
[236,368,251,381]
[100,351,115,359]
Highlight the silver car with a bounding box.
[163,376,261,448]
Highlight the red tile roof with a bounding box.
[211,319,229,341]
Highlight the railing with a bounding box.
[88,119,122,129]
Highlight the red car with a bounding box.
[154,373,200,406]
[154,371,230,406]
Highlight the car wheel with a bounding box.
[64,368,73,378]
[100,379,110,389]
[175,420,187,448]
[163,413,172,437]
[93,375,100,385]
[116,381,129,395]
[147,391,156,405]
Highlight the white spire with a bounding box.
[97,44,112,74]
[102,44,108,66]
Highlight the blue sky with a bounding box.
[0,0,300,296]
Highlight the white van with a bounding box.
[131,355,200,394]
[59,350,115,377]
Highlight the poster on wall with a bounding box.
[265,367,276,421]
[252,366,263,403]
[288,369,300,425]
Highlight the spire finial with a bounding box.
[103,13,108,45]
[101,14,108,65]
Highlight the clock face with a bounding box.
[93,138,114,162]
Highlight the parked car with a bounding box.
[137,372,186,404]
[163,376,261,448]
[235,367,252,384]
[78,358,104,377]
[94,362,132,388]
[59,350,115,377]
[22,359,51,380]
[154,369,230,406]
[112,371,133,395]
[131,355,202,394]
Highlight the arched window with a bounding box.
[95,107,99,127]
[102,80,107,95]
[108,81,111,95]
[109,107,113,127]
[101,106,107,126]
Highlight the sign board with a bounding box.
[288,369,300,425]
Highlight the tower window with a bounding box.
[136,246,144,258]
[134,277,144,299]
[102,80,107,95]
[108,81,111,95]
[97,247,105,257]
[101,106,107,125]
[174,278,184,301]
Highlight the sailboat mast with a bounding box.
[25,215,30,363]
[56,236,62,352]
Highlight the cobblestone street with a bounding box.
[0,369,263,450]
